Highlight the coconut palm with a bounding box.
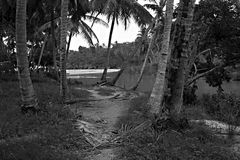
[59,0,69,102]
[66,14,108,58]
[170,0,196,114]
[91,0,153,82]
[148,0,174,115]
[16,0,38,111]
[130,0,167,91]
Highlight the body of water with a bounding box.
[67,69,240,97]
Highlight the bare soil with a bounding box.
[73,86,140,160]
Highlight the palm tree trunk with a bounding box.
[37,35,48,69]
[110,67,125,85]
[110,61,127,85]
[131,34,155,91]
[148,0,174,115]
[101,12,116,82]
[184,33,199,81]
[130,19,157,91]
[51,5,57,71]
[170,0,195,114]
[0,37,4,56]
[60,0,69,102]
[66,30,73,59]
[16,0,38,109]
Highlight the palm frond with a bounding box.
[35,17,60,36]
[78,22,94,47]
[85,15,109,27]
[90,11,102,27]
[80,20,99,43]
[144,4,159,11]
[130,1,153,26]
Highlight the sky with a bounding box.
[69,0,199,51]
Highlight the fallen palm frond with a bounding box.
[75,119,152,150]
[75,120,111,148]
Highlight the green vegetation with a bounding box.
[0,75,91,160]
[67,42,140,69]
[115,96,240,160]
[1,0,240,159]
[202,93,240,126]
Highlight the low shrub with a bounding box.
[115,124,239,160]
[114,94,240,160]
[202,93,240,126]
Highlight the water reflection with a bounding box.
[67,69,240,96]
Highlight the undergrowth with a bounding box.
[0,75,91,160]
[202,93,240,126]
[115,95,240,160]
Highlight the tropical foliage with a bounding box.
[1,0,240,159]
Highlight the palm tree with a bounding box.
[148,0,174,115]
[91,0,153,82]
[16,0,38,111]
[130,0,167,91]
[170,0,196,114]
[49,0,58,73]
[130,20,157,90]
[59,0,69,102]
[66,15,108,58]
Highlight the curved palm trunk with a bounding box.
[170,0,195,114]
[110,59,129,85]
[130,19,157,91]
[60,0,69,102]
[131,32,156,91]
[110,66,125,85]
[148,0,174,115]
[16,0,38,109]
[101,12,116,82]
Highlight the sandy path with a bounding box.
[74,87,136,160]
[84,100,129,160]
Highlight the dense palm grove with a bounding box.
[1,0,240,159]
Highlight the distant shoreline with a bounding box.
[66,69,120,75]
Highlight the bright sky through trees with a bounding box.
[70,0,199,50]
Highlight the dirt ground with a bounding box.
[72,86,140,160]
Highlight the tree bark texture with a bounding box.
[16,0,38,108]
[60,0,69,102]
[148,0,174,115]
[170,0,196,114]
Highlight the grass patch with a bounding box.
[115,95,240,160]
[182,104,211,120]
[69,86,91,100]
[0,76,91,160]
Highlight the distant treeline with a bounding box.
[67,42,145,69]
